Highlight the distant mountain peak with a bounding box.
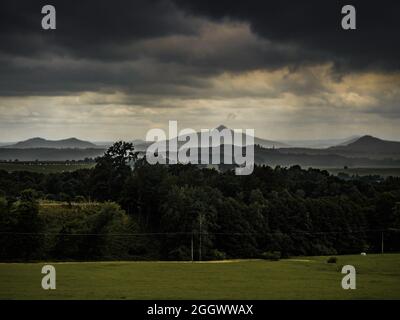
[330,134,400,154]
[356,135,381,142]
[4,137,99,149]
[348,135,385,146]
[215,125,229,131]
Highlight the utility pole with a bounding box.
[199,213,202,261]
[381,231,384,254]
[191,232,194,262]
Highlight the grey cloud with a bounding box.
[1,0,389,98]
[174,0,400,73]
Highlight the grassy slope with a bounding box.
[1,254,400,300]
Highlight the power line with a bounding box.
[0,229,392,237]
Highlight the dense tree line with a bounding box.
[1,142,400,261]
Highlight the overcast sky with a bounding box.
[0,0,399,142]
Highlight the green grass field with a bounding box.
[0,162,95,173]
[1,254,400,300]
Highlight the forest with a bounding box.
[0,142,400,261]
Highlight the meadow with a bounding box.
[1,254,399,300]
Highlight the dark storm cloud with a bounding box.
[0,0,399,97]
[0,0,319,96]
[0,0,207,95]
[0,55,210,96]
[173,0,400,72]
[0,0,199,59]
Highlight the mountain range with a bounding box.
[132,125,288,152]
[3,137,100,149]
[1,128,400,167]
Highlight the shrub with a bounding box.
[327,256,338,263]
[74,195,86,203]
[210,249,227,261]
[261,251,281,261]
[168,246,190,261]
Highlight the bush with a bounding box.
[210,249,227,261]
[327,256,338,263]
[260,251,281,261]
[168,246,190,261]
[74,196,86,203]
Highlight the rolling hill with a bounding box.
[330,135,400,154]
[3,137,100,149]
[214,125,288,148]
[281,136,360,148]
[1,133,399,166]
[135,125,288,150]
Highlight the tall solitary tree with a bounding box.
[90,142,138,201]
